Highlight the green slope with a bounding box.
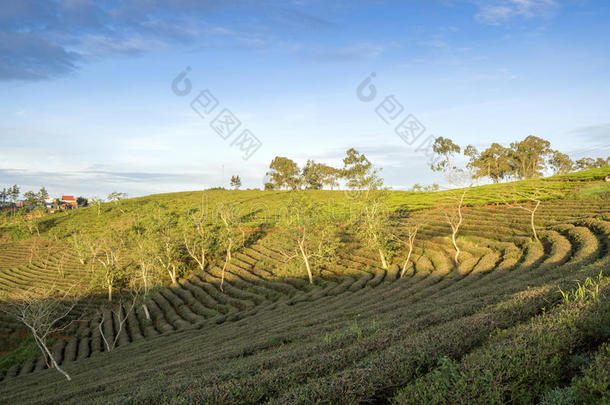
[0,168,609,404]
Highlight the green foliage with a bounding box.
[558,272,604,304]
[510,135,552,179]
[0,167,609,403]
[266,156,301,190]
[229,175,241,190]
[353,192,398,268]
[342,148,383,191]
[0,336,41,373]
[576,183,610,200]
[431,136,461,182]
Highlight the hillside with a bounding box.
[0,168,609,404]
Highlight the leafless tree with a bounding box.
[218,203,244,291]
[501,188,543,242]
[0,286,79,381]
[395,217,425,278]
[98,289,138,352]
[442,188,468,265]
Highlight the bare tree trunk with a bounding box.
[448,158,452,187]
[531,200,540,242]
[487,162,491,184]
[451,229,460,265]
[168,266,178,285]
[378,248,388,269]
[142,303,151,320]
[99,316,111,352]
[298,241,313,284]
[220,241,232,292]
[108,284,113,302]
[31,331,71,381]
[400,243,414,278]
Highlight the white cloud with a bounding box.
[475,0,557,24]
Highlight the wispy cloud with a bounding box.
[567,123,610,143]
[474,0,558,24]
[0,0,333,81]
[307,42,387,61]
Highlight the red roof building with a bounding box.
[61,195,78,207]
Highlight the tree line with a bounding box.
[264,148,382,191]
[261,136,608,191]
[432,135,609,186]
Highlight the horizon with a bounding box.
[1,0,610,197]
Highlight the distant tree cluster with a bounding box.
[0,185,21,209]
[22,187,50,206]
[264,148,382,191]
[432,135,609,185]
[230,175,242,190]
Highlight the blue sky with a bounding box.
[1,0,609,198]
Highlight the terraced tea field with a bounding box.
[0,172,609,404]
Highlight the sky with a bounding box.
[1,0,609,198]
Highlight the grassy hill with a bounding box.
[0,167,609,404]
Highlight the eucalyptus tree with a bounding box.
[266,156,301,190]
[430,137,461,186]
[509,135,552,179]
[342,148,383,195]
[548,150,574,175]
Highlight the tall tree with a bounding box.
[0,188,7,207]
[9,185,20,213]
[342,148,383,193]
[575,157,595,170]
[594,157,609,168]
[230,175,242,190]
[463,145,482,182]
[430,137,461,186]
[301,160,324,190]
[37,187,49,205]
[320,164,341,190]
[509,135,552,179]
[481,143,512,183]
[23,190,39,206]
[548,150,574,175]
[266,157,300,190]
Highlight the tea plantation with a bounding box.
[0,168,609,404]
